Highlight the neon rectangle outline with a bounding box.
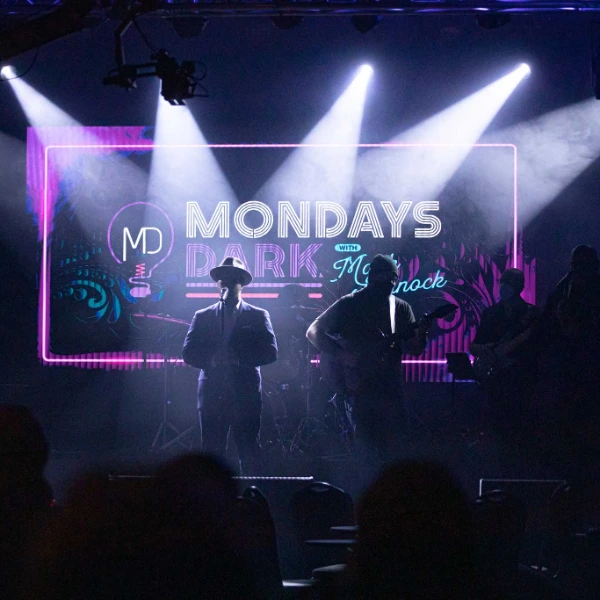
[41,142,518,365]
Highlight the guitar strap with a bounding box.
[389,295,396,335]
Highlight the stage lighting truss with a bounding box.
[102,3,207,104]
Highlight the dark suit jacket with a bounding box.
[182,300,278,408]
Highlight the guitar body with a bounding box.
[318,303,457,395]
[319,351,358,395]
[473,312,537,390]
[319,341,398,395]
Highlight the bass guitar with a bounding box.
[472,308,538,390]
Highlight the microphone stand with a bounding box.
[151,314,186,451]
[158,293,227,452]
[220,287,229,346]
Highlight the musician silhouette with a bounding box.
[470,268,540,459]
[306,254,428,472]
[538,245,600,484]
[182,257,278,474]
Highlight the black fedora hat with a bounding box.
[209,257,253,286]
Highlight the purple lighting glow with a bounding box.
[31,128,521,371]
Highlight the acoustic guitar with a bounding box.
[319,303,457,395]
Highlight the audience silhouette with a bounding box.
[350,460,477,600]
[0,405,53,599]
[22,454,260,600]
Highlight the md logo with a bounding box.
[122,226,163,262]
[107,202,174,298]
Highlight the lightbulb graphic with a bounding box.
[107,202,174,298]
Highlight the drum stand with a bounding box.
[325,392,355,454]
[289,345,355,456]
[289,342,322,454]
[260,381,292,455]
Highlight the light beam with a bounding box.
[147,88,238,209]
[355,63,530,207]
[482,97,600,227]
[255,63,374,208]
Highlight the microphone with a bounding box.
[220,287,229,303]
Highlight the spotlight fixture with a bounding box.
[358,64,374,78]
[104,49,205,105]
[517,63,531,78]
[271,15,303,30]
[0,65,15,79]
[155,50,200,105]
[476,13,511,29]
[351,15,381,34]
[102,4,207,104]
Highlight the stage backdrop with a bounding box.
[26,126,535,381]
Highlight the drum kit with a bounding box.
[260,287,355,458]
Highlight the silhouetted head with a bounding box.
[570,245,599,273]
[356,460,475,600]
[499,268,525,301]
[24,454,258,600]
[367,254,399,298]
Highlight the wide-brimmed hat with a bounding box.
[209,257,253,286]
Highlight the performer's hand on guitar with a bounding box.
[414,307,447,339]
[404,304,458,356]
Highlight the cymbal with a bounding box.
[132,313,190,327]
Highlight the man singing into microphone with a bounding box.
[182,257,278,474]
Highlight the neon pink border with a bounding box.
[39,141,518,367]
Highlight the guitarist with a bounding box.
[470,268,539,444]
[306,254,428,466]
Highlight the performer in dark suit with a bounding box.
[182,257,278,474]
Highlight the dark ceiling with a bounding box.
[3,0,600,19]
